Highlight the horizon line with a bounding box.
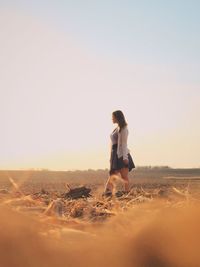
[1,165,200,172]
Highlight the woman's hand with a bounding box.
[123,159,129,165]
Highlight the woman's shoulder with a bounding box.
[119,125,128,133]
[123,124,128,130]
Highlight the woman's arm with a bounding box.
[121,127,129,161]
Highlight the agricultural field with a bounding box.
[0,167,200,267]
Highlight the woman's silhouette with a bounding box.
[103,110,135,196]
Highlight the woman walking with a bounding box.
[103,110,135,196]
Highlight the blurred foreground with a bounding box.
[0,168,200,267]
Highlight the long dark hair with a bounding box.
[112,110,128,132]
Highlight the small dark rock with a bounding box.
[64,186,92,200]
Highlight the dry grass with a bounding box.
[0,169,200,267]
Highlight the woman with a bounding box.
[103,110,135,196]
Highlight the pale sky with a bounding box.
[0,1,200,170]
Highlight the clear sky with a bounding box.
[0,1,200,170]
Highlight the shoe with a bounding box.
[115,191,124,197]
[102,191,112,198]
[115,190,130,197]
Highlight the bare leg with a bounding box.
[104,170,120,193]
[104,176,113,192]
[119,167,130,192]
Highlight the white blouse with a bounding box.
[110,125,130,160]
[110,127,118,145]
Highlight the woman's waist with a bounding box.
[112,143,118,149]
[112,143,130,152]
[112,144,130,156]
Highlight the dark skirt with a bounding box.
[109,143,135,175]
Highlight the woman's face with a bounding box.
[112,114,118,124]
